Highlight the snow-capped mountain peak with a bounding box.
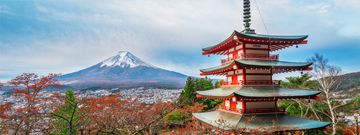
[100,51,154,68]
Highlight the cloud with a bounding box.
[0,0,360,81]
[0,4,12,15]
[306,2,330,14]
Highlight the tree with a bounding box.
[79,95,175,134]
[51,90,80,135]
[194,77,214,91]
[308,54,346,135]
[214,80,223,88]
[281,73,320,90]
[179,77,221,110]
[179,77,196,106]
[0,103,12,133]
[280,74,323,120]
[4,73,60,135]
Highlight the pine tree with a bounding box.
[195,77,214,91]
[51,90,80,135]
[179,77,196,106]
[178,77,222,109]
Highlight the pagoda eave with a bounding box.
[202,31,309,55]
[196,87,321,100]
[193,110,330,132]
[199,60,312,76]
[239,95,319,100]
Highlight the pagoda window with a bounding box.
[237,75,243,82]
[235,69,243,75]
[228,71,235,75]
[225,100,230,109]
[236,101,243,110]
[227,76,232,83]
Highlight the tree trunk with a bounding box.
[325,91,336,135]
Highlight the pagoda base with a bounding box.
[192,110,329,132]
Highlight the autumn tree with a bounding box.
[78,95,175,134]
[51,90,80,135]
[0,103,12,133]
[3,73,60,134]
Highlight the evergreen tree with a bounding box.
[51,90,80,135]
[195,77,213,91]
[179,77,196,106]
[179,77,222,109]
[281,73,320,90]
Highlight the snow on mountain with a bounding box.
[100,51,155,68]
[59,51,188,89]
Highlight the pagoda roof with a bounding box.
[200,59,312,75]
[196,86,320,99]
[234,86,320,98]
[196,86,240,97]
[202,31,308,55]
[193,110,330,131]
[239,32,308,41]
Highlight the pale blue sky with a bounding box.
[1,0,360,81]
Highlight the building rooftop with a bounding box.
[193,110,330,131]
[202,31,308,54]
[200,59,312,74]
[196,86,320,99]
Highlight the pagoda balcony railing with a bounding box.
[245,108,285,114]
[221,54,279,64]
[221,80,280,86]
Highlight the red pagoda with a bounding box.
[192,0,329,133]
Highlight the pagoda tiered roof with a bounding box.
[200,59,312,76]
[202,31,308,55]
[196,86,320,99]
[192,110,330,131]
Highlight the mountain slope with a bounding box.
[59,51,188,89]
[339,71,360,91]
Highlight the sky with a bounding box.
[1,0,360,82]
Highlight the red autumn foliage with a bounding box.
[0,73,60,135]
[77,95,175,134]
[340,125,360,135]
[0,103,12,119]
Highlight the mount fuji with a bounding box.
[59,51,188,89]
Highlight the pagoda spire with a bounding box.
[243,0,255,34]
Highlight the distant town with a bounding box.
[0,88,182,105]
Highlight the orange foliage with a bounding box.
[0,103,12,119]
[79,95,175,134]
[340,125,359,135]
[0,73,60,134]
